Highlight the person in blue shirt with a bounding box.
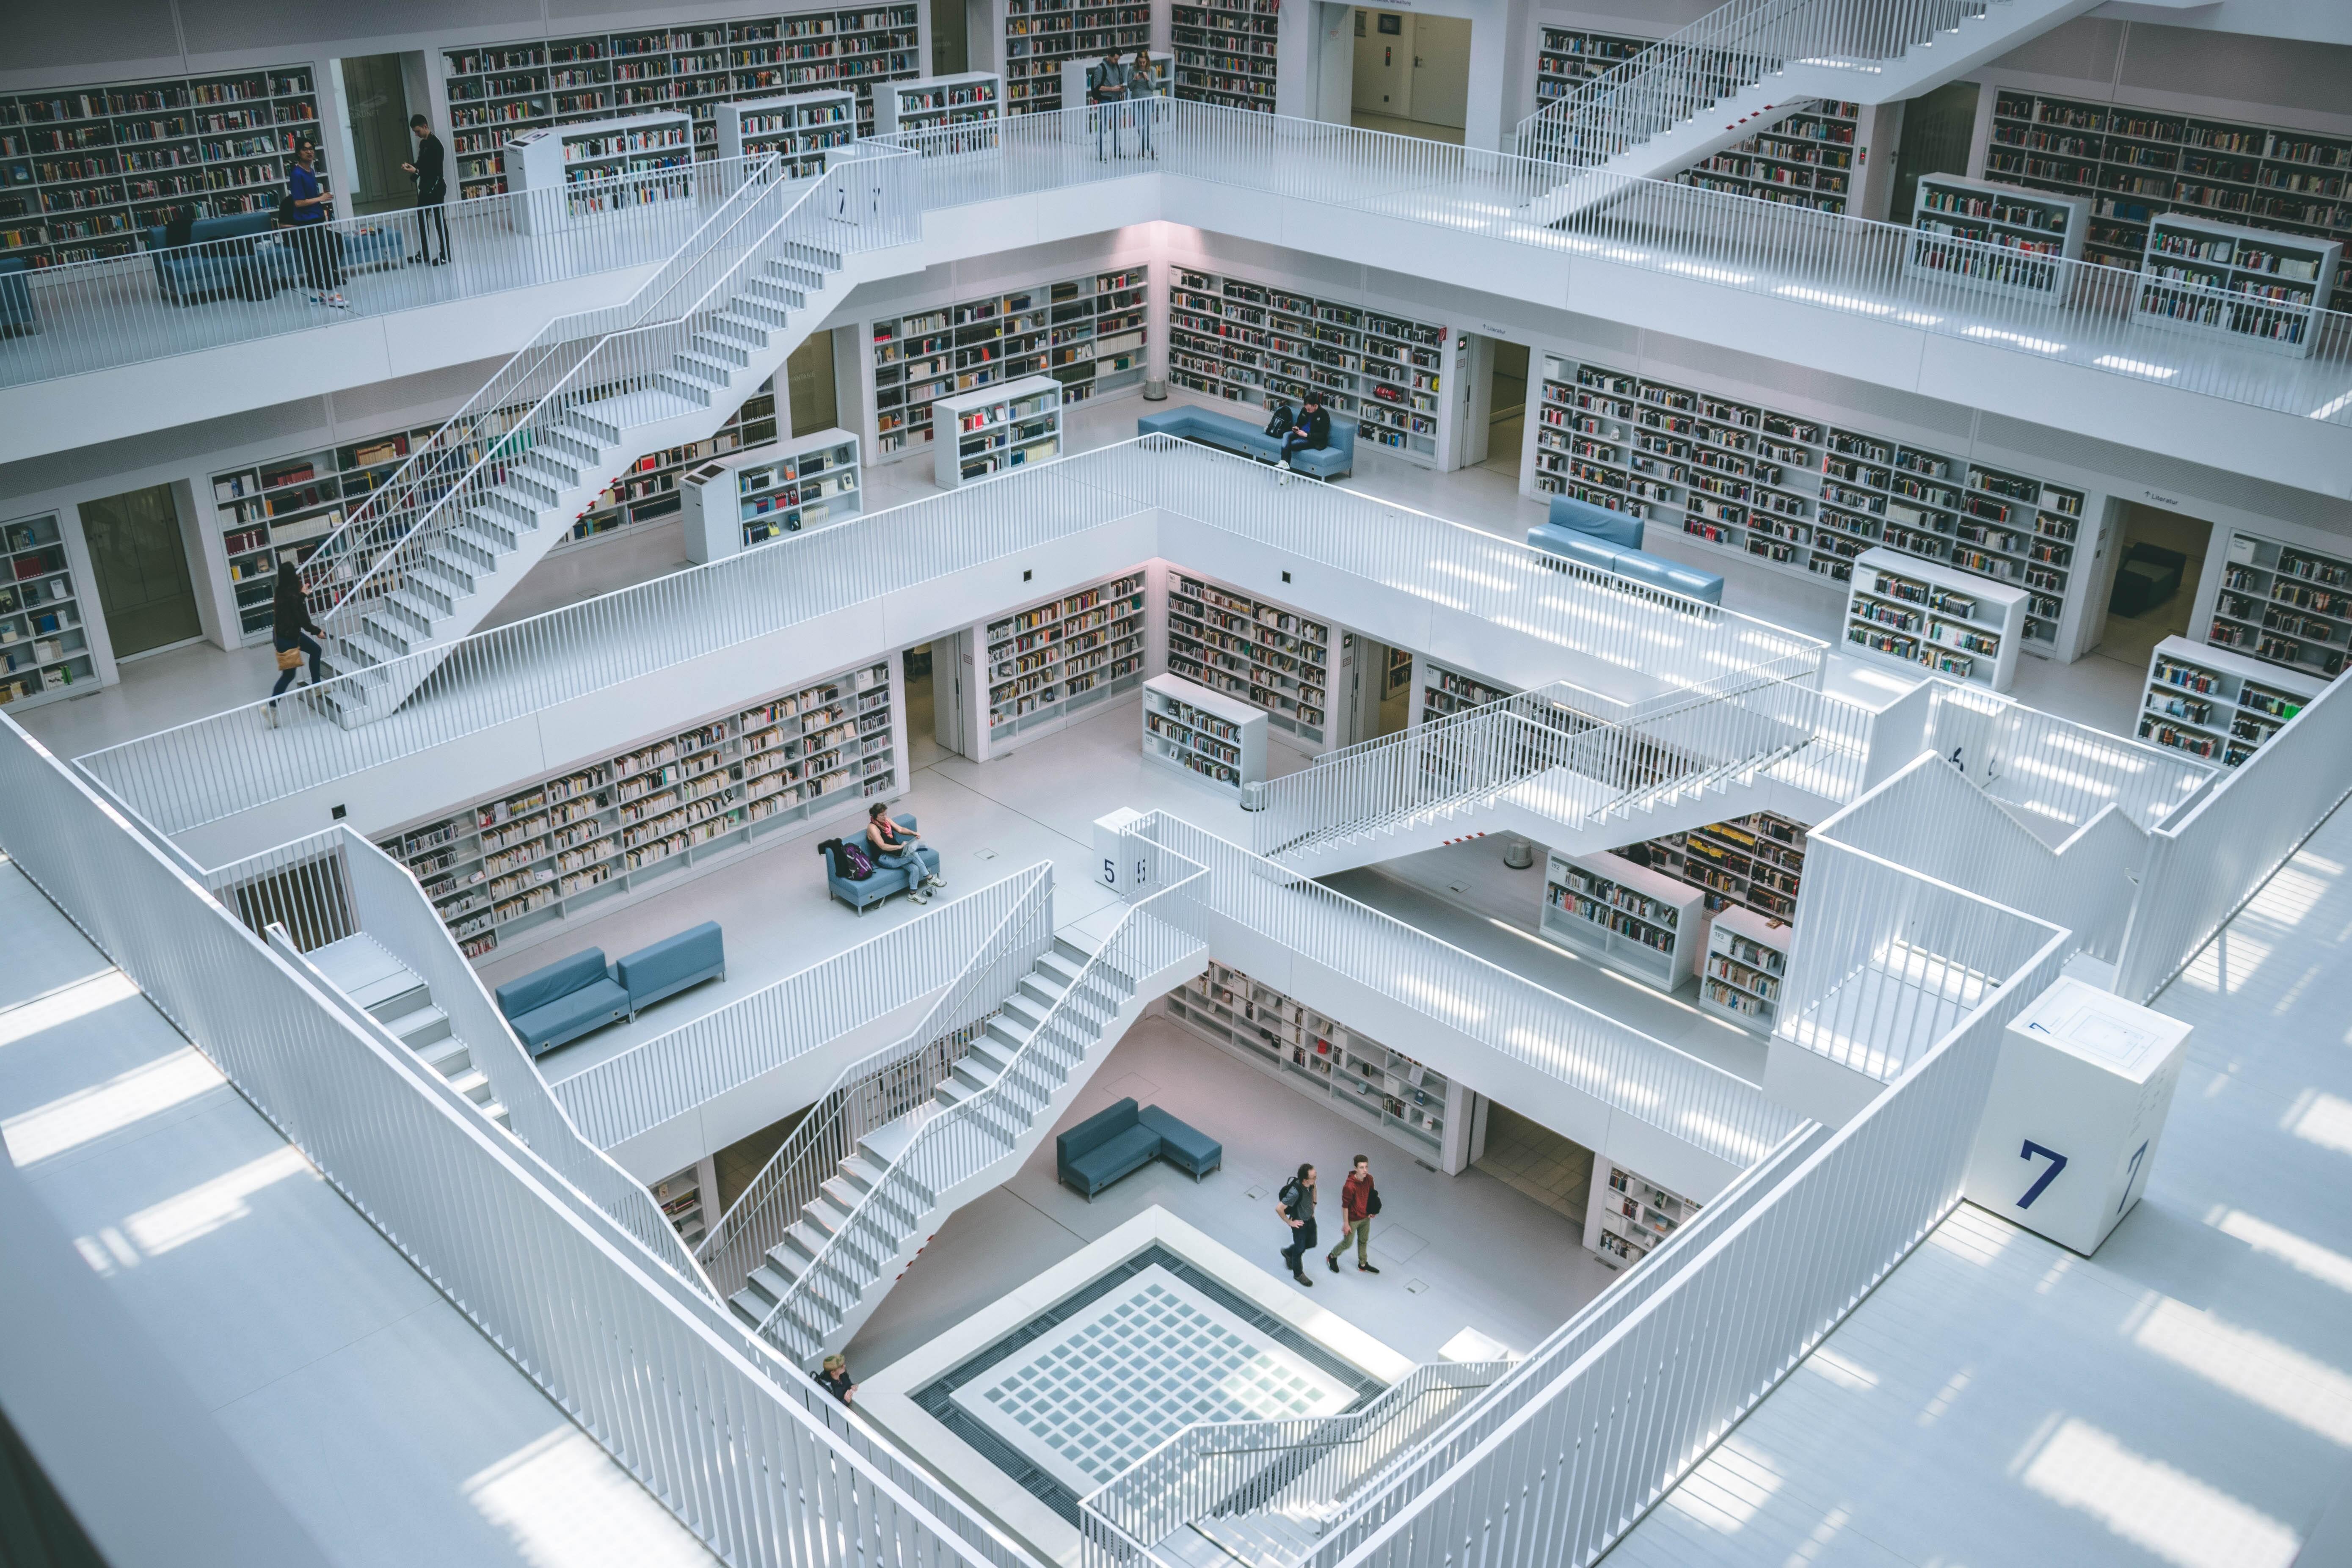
[285,139,347,310]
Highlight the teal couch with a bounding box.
[1530,494,1725,605]
[1057,1097,1221,1199]
[495,923,726,1055]
[143,211,289,305]
[1139,406,1355,479]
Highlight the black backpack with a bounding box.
[1264,402,1294,438]
[1278,1179,1307,1220]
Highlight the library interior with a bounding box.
[3,4,2352,1568]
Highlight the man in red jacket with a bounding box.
[1326,1155,1380,1275]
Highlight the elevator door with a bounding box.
[80,484,201,658]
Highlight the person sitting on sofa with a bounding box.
[866,802,944,902]
[1279,391,1332,470]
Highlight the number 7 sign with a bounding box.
[2016,1141,2068,1208]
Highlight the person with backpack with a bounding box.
[867,802,943,902]
[1278,391,1331,470]
[1325,1154,1381,1275]
[1089,55,1131,161]
[1275,1162,1318,1286]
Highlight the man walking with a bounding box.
[1326,1155,1380,1275]
[1276,1163,1318,1287]
[402,113,450,265]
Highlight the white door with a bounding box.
[1353,10,1412,120]
[1317,2,1356,123]
[1409,15,1472,130]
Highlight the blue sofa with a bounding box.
[819,813,928,914]
[1057,1097,1222,1199]
[1139,406,1356,479]
[494,923,727,1055]
[0,258,33,336]
[144,211,290,305]
[1529,494,1726,605]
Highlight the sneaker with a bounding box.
[926,873,948,889]
[266,703,280,728]
[1357,1263,1381,1274]
[1291,1270,1313,1287]
[1326,1255,1339,1273]
[309,294,328,307]
[430,256,449,267]
[1276,460,1291,471]
[327,294,350,310]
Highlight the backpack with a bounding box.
[1365,1181,1382,1217]
[1278,1179,1307,1220]
[835,840,874,880]
[1263,402,1294,438]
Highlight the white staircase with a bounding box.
[308,934,512,1130]
[1513,0,2100,218]
[294,161,897,728]
[736,922,1208,1364]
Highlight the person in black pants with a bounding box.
[267,556,324,725]
[284,138,346,308]
[1275,1163,1318,1286]
[1279,391,1332,470]
[402,113,450,265]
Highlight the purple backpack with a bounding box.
[837,840,875,880]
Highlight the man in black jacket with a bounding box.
[1279,392,1331,470]
[402,113,450,265]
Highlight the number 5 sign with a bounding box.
[1963,977,2190,1257]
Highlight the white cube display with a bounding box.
[1963,976,2192,1256]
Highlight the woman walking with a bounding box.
[267,557,325,725]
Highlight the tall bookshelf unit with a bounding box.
[1166,961,1472,1171]
[1418,660,1515,726]
[375,657,900,960]
[1624,811,1809,923]
[1905,173,2087,299]
[1007,4,1155,114]
[1170,0,1279,113]
[1585,1160,1701,1269]
[871,266,1148,456]
[874,72,1003,146]
[1167,267,1447,464]
[1844,547,2027,690]
[210,432,447,644]
[1983,88,2352,312]
[2210,529,2352,682]
[1541,849,1705,992]
[678,427,862,561]
[1681,101,1863,215]
[1143,672,1267,797]
[441,10,922,196]
[716,90,857,176]
[1532,27,1649,110]
[2133,212,2343,358]
[1527,352,2086,648]
[0,65,323,271]
[653,1158,718,1245]
[1168,573,1331,747]
[982,570,1148,746]
[2142,634,2322,767]
[933,375,1062,486]
[1698,905,1792,1032]
[0,515,93,710]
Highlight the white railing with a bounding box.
[0,712,1032,1568]
[74,436,1817,837]
[201,827,719,1299]
[2116,667,2352,1002]
[754,825,1209,1362]
[1133,814,1804,1171]
[1319,891,2070,1568]
[884,102,2352,427]
[697,864,1057,1305]
[553,867,1051,1152]
[0,154,791,388]
[1920,679,2214,838]
[1511,0,1991,168]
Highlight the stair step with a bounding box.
[379,1002,451,1050]
[701,311,771,346]
[672,349,738,385]
[416,1036,472,1076]
[482,1101,511,1130]
[654,371,716,405]
[688,329,754,364]
[444,1066,496,1105]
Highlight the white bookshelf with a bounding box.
[1844,546,2027,691]
[875,72,1003,148]
[2210,529,2352,683]
[1169,0,1279,113]
[679,427,862,562]
[716,89,856,177]
[653,1157,717,1245]
[982,570,1149,743]
[1142,673,1267,798]
[0,514,94,711]
[1168,267,1447,464]
[1004,0,1154,116]
[1166,961,1473,1171]
[1527,354,2085,645]
[1584,1159,1701,1270]
[2135,213,2342,358]
[504,110,694,231]
[1681,100,1864,216]
[1698,905,1792,1032]
[933,375,1063,487]
[1541,850,1704,992]
[1417,660,1515,726]
[1630,811,1808,923]
[2142,634,2323,769]
[1166,573,1332,747]
[1904,174,2087,300]
[373,656,899,960]
[1533,26,1649,110]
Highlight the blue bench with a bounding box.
[494,922,726,1056]
[1529,494,1725,605]
[143,212,290,305]
[1139,406,1356,479]
[818,814,929,915]
[1057,1097,1222,1199]
[0,259,34,337]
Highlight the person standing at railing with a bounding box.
[1125,48,1158,160]
[1324,1154,1381,1275]
[402,113,451,267]
[1089,55,1131,161]
[1277,1163,1319,1286]
[266,555,325,725]
[284,138,348,310]
[817,1354,858,1405]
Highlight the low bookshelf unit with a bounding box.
[2141,634,2323,767]
[1541,849,1704,992]
[1843,547,2026,690]
[1142,672,1267,798]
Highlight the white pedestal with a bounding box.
[1093,807,1149,896]
[1963,976,2192,1255]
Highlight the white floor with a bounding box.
[0,858,720,1568]
[1610,796,2352,1568]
